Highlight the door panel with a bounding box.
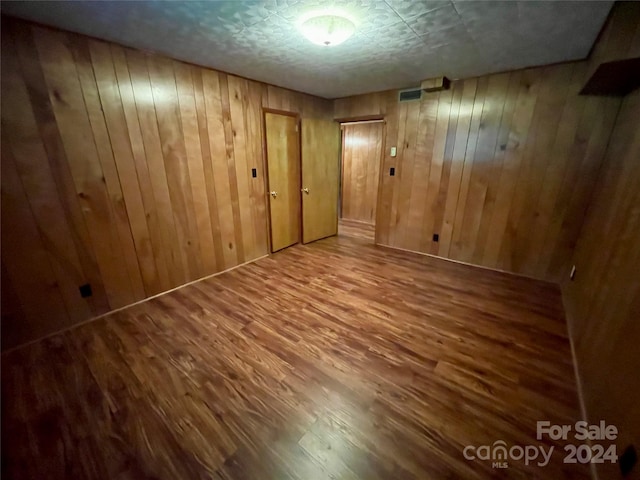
[265,112,300,252]
[341,122,384,224]
[301,119,340,243]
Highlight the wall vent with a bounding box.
[398,89,422,102]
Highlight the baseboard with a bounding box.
[339,218,375,226]
[562,288,598,480]
[1,254,269,356]
[374,242,555,284]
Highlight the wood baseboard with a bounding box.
[562,291,598,480]
[1,254,269,356]
[374,243,554,284]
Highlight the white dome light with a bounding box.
[299,14,356,47]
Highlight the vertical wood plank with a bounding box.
[482,69,541,267]
[457,72,511,263]
[191,66,226,270]
[202,70,238,268]
[431,81,463,255]
[522,64,588,276]
[147,55,203,280]
[472,71,521,265]
[126,49,186,287]
[228,76,258,261]
[111,46,172,292]
[245,79,269,257]
[505,64,575,274]
[544,95,619,280]
[2,30,92,325]
[420,87,452,252]
[1,142,71,347]
[387,101,410,247]
[174,61,218,274]
[406,93,439,251]
[375,92,396,245]
[342,126,354,219]
[449,76,489,259]
[8,22,110,316]
[89,40,159,296]
[33,27,140,308]
[218,74,245,264]
[438,79,477,257]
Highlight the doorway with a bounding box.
[339,120,385,242]
[264,111,341,253]
[264,111,300,252]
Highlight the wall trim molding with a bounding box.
[562,290,599,480]
[375,242,554,284]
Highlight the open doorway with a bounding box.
[338,120,384,242]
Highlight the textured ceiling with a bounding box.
[1,0,613,98]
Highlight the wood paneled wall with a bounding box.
[334,63,621,282]
[562,87,640,480]
[0,17,331,350]
[561,4,640,478]
[340,122,383,224]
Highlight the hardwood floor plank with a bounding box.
[2,236,589,480]
[338,218,375,241]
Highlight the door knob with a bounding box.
[270,191,278,198]
[301,187,309,194]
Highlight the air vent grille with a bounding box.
[398,89,422,102]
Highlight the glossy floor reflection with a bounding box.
[1,235,589,479]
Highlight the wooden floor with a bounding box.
[1,236,589,479]
[338,218,375,241]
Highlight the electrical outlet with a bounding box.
[433,233,439,242]
[251,168,257,178]
[390,167,395,176]
[569,265,576,280]
[79,283,92,298]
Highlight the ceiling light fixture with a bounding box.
[299,14,356,47]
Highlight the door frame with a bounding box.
[337,116,387,244]
[262,108,302,253]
